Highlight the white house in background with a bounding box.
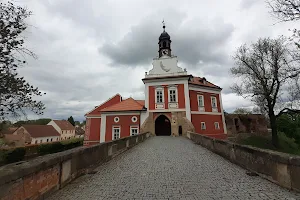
[48,120,75,140]
[11,125,60,145]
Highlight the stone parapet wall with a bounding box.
[187,132,300,192]
[0,132,150,200]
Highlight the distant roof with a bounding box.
[23,125,60,138]
[1,127,18,135]
[53,120,75,130]
[101,98,146,112]
[189,76,221,89]
[75,127,85,135]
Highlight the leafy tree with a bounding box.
[67,116,75,126]
[13,118,51,127]
[233,108,252,114]
[0,1,45,121]
[75,121,80,126]
[231,37,300,147]
[277,110,300,144]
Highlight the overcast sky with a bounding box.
[15,0,297,121]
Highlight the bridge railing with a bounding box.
[187,131,300,192]
[0,132,150,200]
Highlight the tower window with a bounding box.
[169,89,177,102]
[163,41,166,48]
[156,90,163,103]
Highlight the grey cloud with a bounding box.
[99,12,234,70]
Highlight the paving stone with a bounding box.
[47,137,300,200]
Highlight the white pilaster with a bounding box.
[219,93,227,134]
[100,114,107,143]
[184,82,191,121]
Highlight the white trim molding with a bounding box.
[101,112,140,116]
[100,114,107,143]
[149,108,186,112]
[86,116,101,119]
[219,93,227,134]
[189,87,221,94]
[191,111,222,115]
[184,82,191,121]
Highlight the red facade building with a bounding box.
[84,25,227,145]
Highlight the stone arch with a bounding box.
[155,114,171,136]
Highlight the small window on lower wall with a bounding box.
[214,122,220,129]
[130,127,139,136]
[201,122,206,130]
[112,127,121,140]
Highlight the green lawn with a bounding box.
[240,133,300,156]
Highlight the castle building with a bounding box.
[84,24,227,145]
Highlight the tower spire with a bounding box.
[162,19,165,32]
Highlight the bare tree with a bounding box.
[0,1,45,124]
[268,0,300,22]
[267,0,300,47]
[231,37,300,147]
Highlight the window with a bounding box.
[131,116,138,123]
[198,95,204,107]
[113,127,120,140]
[47,139,49,142]
[156,90,163,103]
[130,127,139,136]
[35,140,38,144]
[114,117,120,123]
[201,122,206,130]
[40,140,42,143]
[211,96,217,108]
[214,122,220,129]
[169,89,176,102]
[51,138,53,142]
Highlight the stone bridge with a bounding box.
[48,137,298,200]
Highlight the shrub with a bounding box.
[2,147,26,164]
[37,142,64,155]
[37,138,83,155]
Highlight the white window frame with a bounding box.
[114,116,120,123]
[112,126,121,140]
[155,87,164,103]
[211,96,217,108]
[130,126,139,136]
[131,116,138,123]
[201,122,206,130]
[197,94,205,112]
[214,122,220,130]
[168,86,178,103]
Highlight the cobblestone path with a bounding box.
[48,137,300,200]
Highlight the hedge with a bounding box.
[0,138,83,165]
[37,138,83,155]
[1,147,26,164]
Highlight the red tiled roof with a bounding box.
[53,120,75,130]
[23,125,60,138]
[189,76,221,89]
[101,98,145,112]
[86,94,122,116]
[136,100,145,106]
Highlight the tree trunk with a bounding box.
[269,112,279,148]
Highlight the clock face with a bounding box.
[161,49,168,55]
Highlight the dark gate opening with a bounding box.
[179,125,182,136]
[155,115,171,136]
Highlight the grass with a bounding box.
[240,132,300,156]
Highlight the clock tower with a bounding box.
[158,22,172,57]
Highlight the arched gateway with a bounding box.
[155,115,171,136]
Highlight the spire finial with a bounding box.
[162,19,165,32]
